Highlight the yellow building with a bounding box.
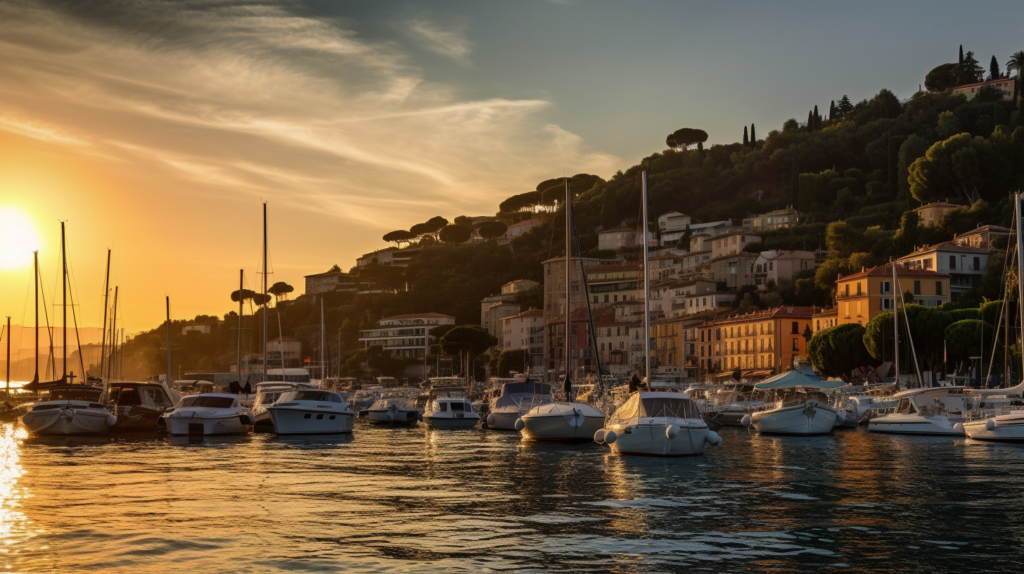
[651,318,683,377]
[714,306,815,375]
[835,263,950,327]
[812,307,838,333]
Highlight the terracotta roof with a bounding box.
[913,201,960,210]
[952,77,1016,90]
[378,312,456,322]
[716,306,816,323]
[838,263,949,281]
[899,241,990,257]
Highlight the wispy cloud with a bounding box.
[405,15,474,67]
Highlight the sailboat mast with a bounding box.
[166,296,172,390]
[238,269,244,385]
[107,287,118,382]
[320,298,325,380]
[61,221,67,380]
[563,178,572,397]
[262,202,268,383]
[33,251,38,384]
[1015,192,1024,380]
[5,316,9,396]
[99,249,111,380]
[641,171,652,382]
[892,263,899,388]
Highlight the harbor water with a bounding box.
[3,422,1024,573]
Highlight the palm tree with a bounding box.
[1007,50,1024,104]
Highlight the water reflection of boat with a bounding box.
[107,381,179,432]
[21,383,117,435]
[269,389,354,435]
[161,393,252,436]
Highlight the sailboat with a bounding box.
[516,179,606,441]
[22,223,116,435]
[594,171,720,456]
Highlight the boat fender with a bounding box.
[952,422,965,433]
[705,430,722,446]
[986,419,996,431]
[594,429,606,444]
[514,418,525,431]
[665,424,679,439]
[604,430,617,445]
[740,414,752,427]
[239,414,253,425]
[486,414,496,427]
[834,411,846,427]
[106,413,117,427]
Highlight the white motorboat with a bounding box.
[107,381,179,432]
[22,384,117,435]
[704,383,765,427]
[957,383,1024,442]
[251,382,317,433]
[518,401,606,441]
[867,387,968,435]
[743,372,845,435]
[423,397,480,429]
[486,380,552,430]
[595,391,719,456]
[269,389,354,435]
[161,393,253,436]
[366,396,420,424]
[962,411,1024,442]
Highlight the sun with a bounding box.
[0,209,40,270]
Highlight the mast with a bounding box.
[320,298,325,380]
[166,296,172,390]
[238,269,244,385]
[892,262,899,388]
[99,249,111,380]
[5,316,9,397]
[262,202,268,383]
[641,171,652,384]
[563,178,572,400]
[107,286,118,382]
[32,251,38,384]
[277,311,286,374]
[61,221,67,380]
[1016,192,1024,381]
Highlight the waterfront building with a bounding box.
[480,279,539,340]
[593,302,645,376]
[358,313,456,359]
[713,306,815,376]
[897,242,989,302]
[812,307,838,333]
[835,264,950,327]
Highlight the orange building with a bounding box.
[712,306,815,375]
[835,263,950,327]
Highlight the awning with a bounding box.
[743,370,774,378]
[754,370,846,390]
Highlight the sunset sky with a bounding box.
[1,0,1022,337]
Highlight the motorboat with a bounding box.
[518,401,605,441]
[423,396,480,429]
[867,387,968,435]
[161,393,253,436]
[703,383,765,427]
[366,395,420,424]
[486,380,552,430]
[21,383,117,435]
[268,389,354,435]
[958,382,1024,442]
[595,391,719,456]
[107,381,179,432]
[743,372,845,435]
[251,382,317,432]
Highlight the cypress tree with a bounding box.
[990,55,1000,80]
[807,110,813,132]
[743,126,749,146]
[750,123,756,144]
[959,44,964,66]
[813,105,820,129]
[829,100,836,120]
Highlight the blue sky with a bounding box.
[0,0,1022,329]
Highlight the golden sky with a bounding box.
[0,1,618,333]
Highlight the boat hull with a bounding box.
[22,404,116,435]
[487,409,522,431]
[166,414,249,436]
[111,406,164,432]
[963,414,1024,442]
[868,414,962,435]
[269,407,354,435]
[751,401,837,435]
[608,420,708,456]
[423,414,479,429]
[520,411,605,442]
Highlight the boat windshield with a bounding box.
[287,391,343,403]
[180,396,235,408]
[41,387,103,402]
[449,401,466,412]
[640,397,700,419]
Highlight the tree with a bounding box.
[908,133,996,205]
[836,95,853,117]
[383,230,414,247]
[750,123,756,143]
[808,324,875,381]
[1007,50,1024,103]
[666,128,709,150]
[743,126,749,146]
[476,221,508,241]
[499,191,541,213]
[829,100,836,120]
[253,293,272,306]
[925,63,958,92]
[955,50,984,85]
[495,349,529,377]
[989,55,1001,81]
[807,109,814,132]
[944,319,993,371]
[268,281,294,303]
[914,307,954,382]
[440,326,497,379]
[439,224,472,244]
[862,311,894,362]
[813,105,820,130]
[230,288,257,303]
[959,44,964,66]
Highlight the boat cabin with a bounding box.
[37,385,104,403]
[894,388,968,416]
[177,394,240,409]
[429,398,474,414]
[609,392,700,424]
[107,383,175,411]
[277,390,346,405]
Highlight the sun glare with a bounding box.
[0,209,40,270]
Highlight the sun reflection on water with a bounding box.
[0,424,29,566]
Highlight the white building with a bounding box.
[499,218,542,244]
[597,226,636,251]
[743,207,799,230]
[952,77,1016,101]
[897,242,990,302]
[501,308,546,369]
[267,336,303,367]
[710,232,762,259]
[753,250,817,286]
[358,313,456,359]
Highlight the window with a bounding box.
[881,281,891,294]
[881,298,892,310]
[949,255,956,270]
[914,280,921,295]
[856,301,862,316]
[792,338,799,352]
[856,282,862,295]
[844,302,849,318]
[936,281,943,296]
[844,284,850,297]
[973,257,980,271]
[791,321,799,334]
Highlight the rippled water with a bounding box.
[2,422,1023,572]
